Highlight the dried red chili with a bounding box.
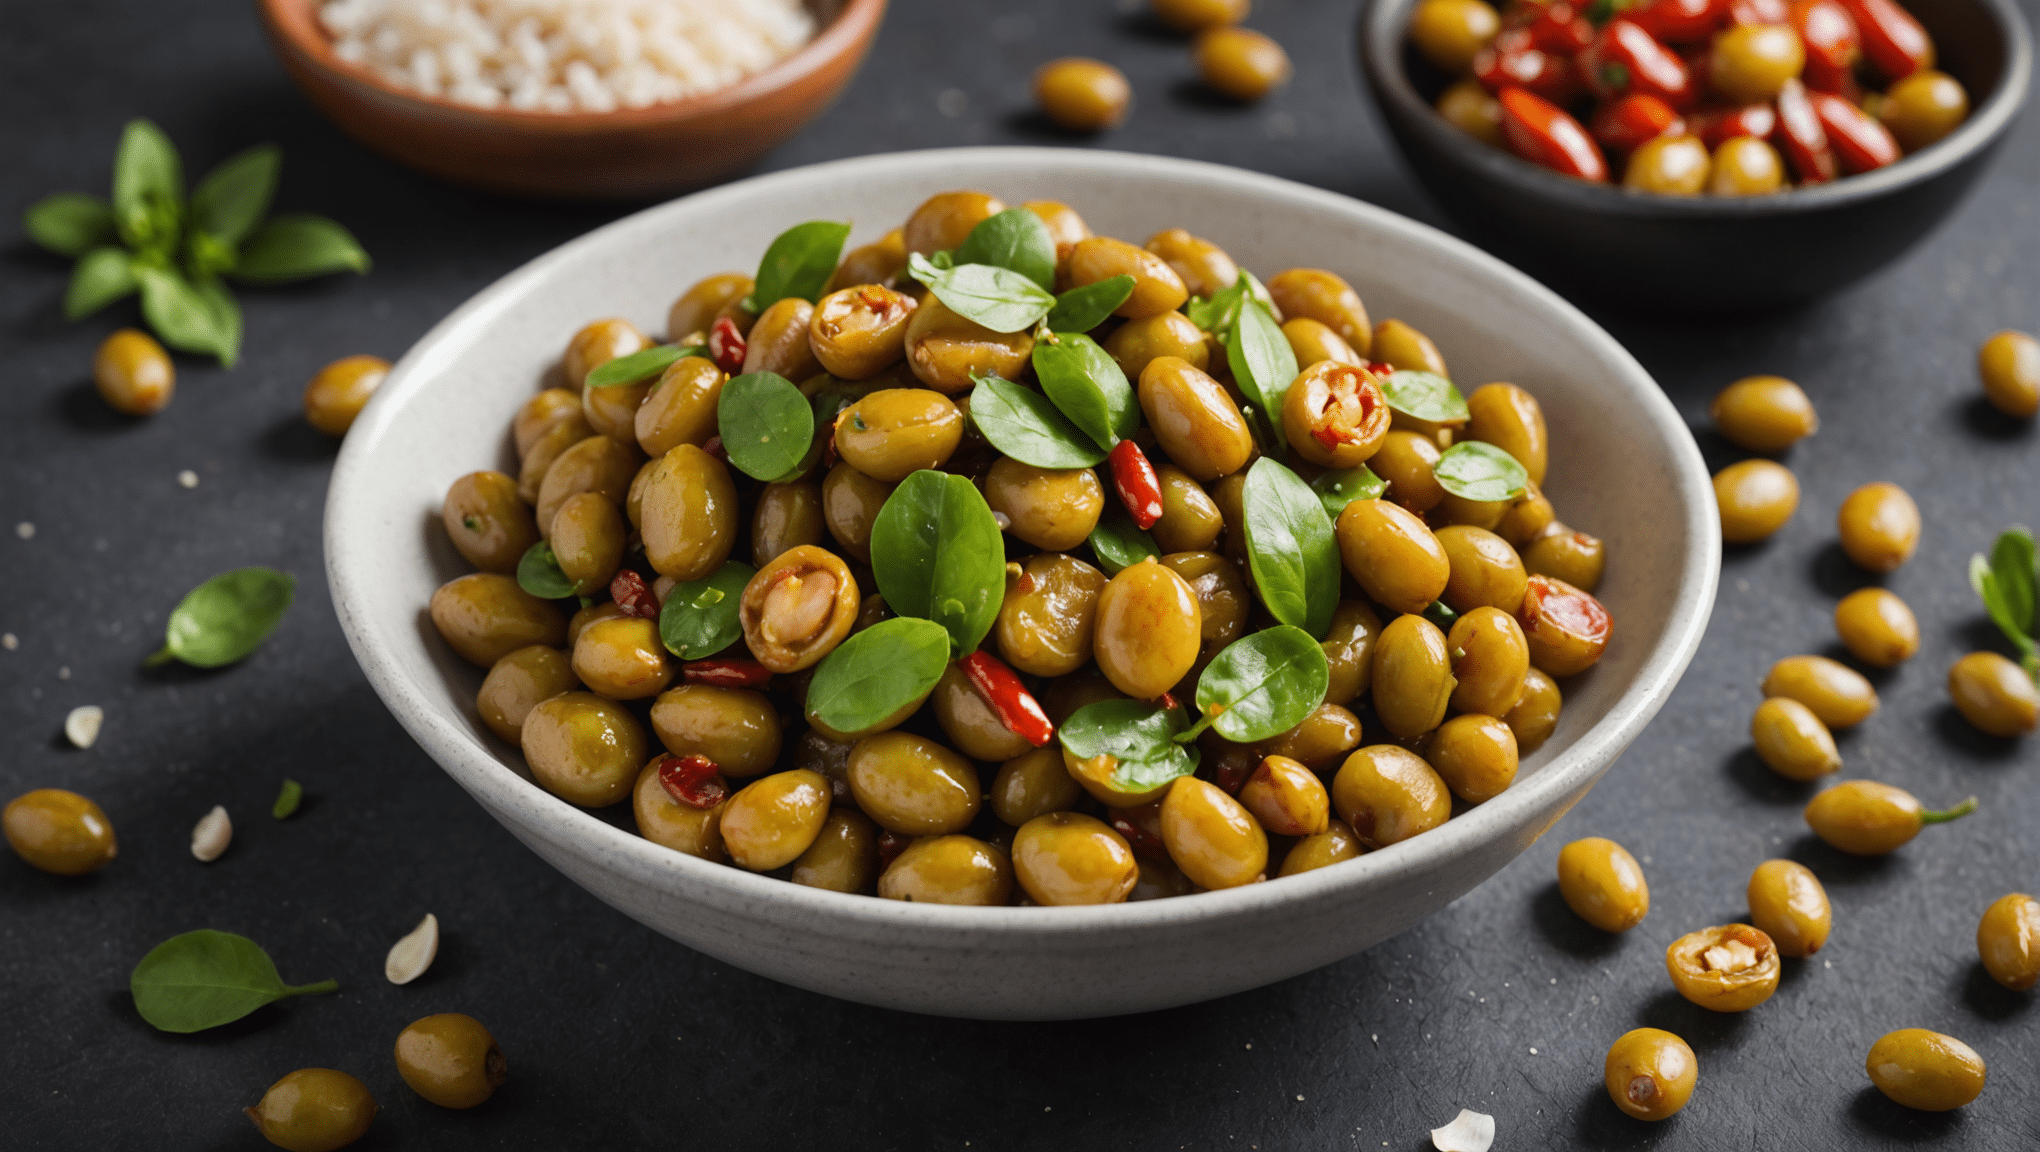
[1773,78,1838,184]
[1792,0,1862,93]
[1578,18,1696,109]
[1630,0,1727,45]
[708,315,747,374]
[1108,440,1165,530]
[1473,37,1582,105]
[681,657,775,689]
[1809,90,1901,173]
[1590,94,1685,156]
[1726,0,1790,24]
[1689,102,1778,147]
[1837,0,1932,81]
[657,754,728,809]
[1498,88,1609,182]
[959,650,1055,747]
[1509,0,1595,54]
[876,830,910,866]
[1109,812,1170,861]
[609,569,660,619]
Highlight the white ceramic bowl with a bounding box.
[326,147,1718,1020]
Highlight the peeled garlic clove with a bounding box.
[191,805,232,863]
[1431,1109,1495,1152]
[65,705,104,749]
[386,913,440,985]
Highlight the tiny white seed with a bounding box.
[191,806,232,863]
[385,913,440,985]
[177,470,199,489]
[64,705,104,748]
[1431,1109,1496,1152]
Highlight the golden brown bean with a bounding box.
[1093,557,1204,699]
[442,471,539,575]
[903,296,1034,394]
[521,692,647,807]
[1709,135,1786,196]
[1138,356,1254,481]
[835,388,963,482]
[1371,319,1448,377]
[1259,703,1363,771]
[1013,811,1139,905]
[1159,775,1267,889]
[1558,837,1649,932]
[741,297,822,381]
[634,355,725,457]
[820,460,893,563]
[1836,482,1920,572]
[1431,490,1508,532]
[1978,330,2040,418]
[303,354,389,435]
[991,746,1084,826]
[1436,77,1505,146]
[514,388,583,458]
[751,481,826,568]
[1023,201,1092,266]
[1282,360,1391,468]
[1605,1029,1696,1122]
[1505,666,1562,753]
[1946,651,2039,737]
[1427,713,1516,803]
[1747,859,1831,958]
[810,285,918,380]
[1832,587,1919,668]
[566,601,625,648]
[536,434,642,541]
[789,807,880,893]
[1495,483,1556,548]
[1750,696,1841,781]
[1447,606,1529,718]
[1880,70,1970,153]
[430,573,567,667]
[1337,499,1450,615]
[985,458,1104,551]
[245,1068,378,1152]
[581,369,650,445]
[1666,923,1779,1011]
[1373,613,1455,738]
[1331,745,1451,849]
[1714,458,1799,543]
[1865,1029,1986,1112]
[1265,269,1369,354]
[1976,892,2040,991]
[3,788,117,876]
[571,616,671,701]
[1195,26,1290,100]
[827,231,908,295]
[639,444,736,581]
[1161,551,1251,670]
[549,492,626,596]
[1282,317,1362,371]
[739,545,861,673]
[649,683,782,777]
[1762,654,1877,729]
[1062,743,1171,809]
[93,328,175,416]
[997,553,1108,678]
[1518,574,1612,678]
[1711,375,1817,451]
[903,191,1007,257]
[1279,819,1364,877]
[1409,0,1501,73]
[878,835,1014,904]
[1624,134,1713,195]
[1436,524,1528,614]
[667,273,751,345]
[720,769,831,871]
[1370,430,1445,513]
[1149,465,1224,553]
[1464,382,1548,485]
[517,414,594,504]
[1066,236,1189,319]
[1804,780,1976,856]
[1144,229,1240,300]
[1238,755,1331,837]
[563,318,647,391]
[632,757,727,862]
[1522,528,1605,593]
[931,661,1036,762]
[1106,311,1211,381]
[1035,57,1132,132]
[846,731,981,835]
[477,645,576,743]
[1321,600,1384,706]
[1153,0,1248,33]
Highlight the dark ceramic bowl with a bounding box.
[1358,0,2032,311]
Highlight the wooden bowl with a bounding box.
[256,0,886,201]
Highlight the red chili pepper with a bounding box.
[876,830,910,866]
[1791,0,1862,93]
[1836,0,1932,81]
[1365,360,1397,377]
[1473,35,1583,104]
[1108,440,1165,530]
[1498,87,1610,182]
[702,435,728,462]
[1152,691,1181,713]
[609,569,659,619]
[1726,0,1789,24]
[1772,78,1837,183]
[657,754,728,809]
[1213,753,1254,796]
[682,658,774,689]
[1589,93,1686,154]
[1508,0,1595,54]
[1689,102,1778,147]
[1808,89,1901,172]
[1577,19,1696,108]
[959,650,1054,747]
[708,315,747,374]
[1109,811,1170,861]
[1629,0,1727,45]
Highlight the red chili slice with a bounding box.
[658,754,728,809]
[1577,19,1696,109]
[708,315,747,374]
[681,658,774,689]
[609,569,660,619]
[1590,93,1686,155]
[1109,811,1171,861]
[1473,37,1583,105]
[1498,87,1610,182]
[1510,0,1596,54]
[1108,440,1165,530]
[1791,0,1862,93]
[959,650,1054,747]
[1726,0,1790,24]
[1808,90,1901,172]
[702,435,729,462]
[1773,79,1837,184]
[876,830,910,866]
[1689,102,1779,147]
[1836,0,1932,81]
[1630,0,1727,45]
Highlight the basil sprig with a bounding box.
[1059,698,1201,794]
[1225,292,1298,453]
[1381,370,1469,424]
[1183,277,1247,333]
[586,343,704,389]
[660,561,755,659]
[24,120,368,367]
[908,252,1056,333]
[1088,507,1161,575]
[1176,627,1332,745]
[1045,275,1135,334]
[718,372,814,482]
[516,541,576,601]
[807,617,951,734]
[742,220,849,313]
[1033,332,1138,453]
[146,567,294,668]
[1311,465,1387,518]
[968,375,1107,468]
[954,208,1057,292]
[130,929,336,1033]
[870,471,1007,656]
[1434,441,1529,502]
[1242,458,1341,639]
[1970,527,2040,681]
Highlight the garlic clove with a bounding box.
[65,705,104,749]
[191,806,232,863]
[1431,1109,1495,1152]
[385,913,440,985]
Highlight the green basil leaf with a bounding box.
[1183,278,1248,333]
[586,344,705,389]
[659,561,755,659]
[147,567,294,668]
[929,249,956,271]
[869,470,1007,656]
[1194,626,1332,744]
[64,247,138,320]
[187,229,238,277]
[25,193,117,257]
[968,375,1107,468]
[1225,297,1298,450]
[907,252,1056,333]
[191,274,243,369]
[1242,457,1340,639]
[954,207,1057,291]
[1424,599,1460,629]
[746,220,850,311]
[1057,698,1201,794]
[807,617,951,734]
[112,119,183,252]
[1242,269,1277,315]
[1033,332,1138,451]
[515,541,577,601]
[1434,441,1529,502]
[231,213,371,283]
[1088,507,1160,575]
[718,371,814,482]
[271,779,302,820]
[1045,275,1135,334]
[134,263,228,363]
[1989,527,2036,636]
[130,929,335,1034]
[189,144,279,247]
[1310,465,1387,519]
[1381,370,1469,424]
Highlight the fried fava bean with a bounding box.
[517,413,594,504]
[1804,780,1976,856]
[550,491,626,596]
[1159,776,1268,889]
[1265,269,1368,354]
[1666,923,1780,1012]
[1447,606,1528,718]
[1881,70,1970,153]
[1558,837,1649,933]
[1436,525,1528,614]
[667,273,751,344]
[4,788,117,876]
[847,731,981,835]
[1750,696,1841,780]
[740,545,861,673]
[1978,330,2040,418]
[634,355,725,457]
[649,684,781,777]
[1138,356,1254,481]
[514,388,584,458]
[1150,465,1224,553]
[1710,134,1786,196]
[562,318,647,391]
[1712,375,1818,451]
[1372,613,1455,738]
[903,191,1006,257]
[476,646,576,743]
[1605,1029,1696,1122]
[1834,587,1919,667]
[573,617,673,702]
[1426,713,1517,803]
[1282,360,1391,467]
[393,1013,507,1109]
[442,471,539,575]
[1259,703,1363,772]
[536,434,642,538]
[1747,859,1831,958]
[1331,746,1451,849]
[1014,812,1139,905]
[1495,484,1555,548]
[94,328,175,416]
[992,746,1084,826]
[721,769,832,871]
[1976,893,2040,990]
[1153,0,1248,34]
[1369,430,1445,513]
[1336,499,1450,616]
[244,1068,377,1152]
[566,601,625,648]
[1946,651,2039,737]
[931,661,1035,762]
[1837,481,1920,572]
[639,444,736,581]
[632,758,727,862]
[810,285,917,380]
[521,692,648,807]
[985,458,1104,551]
[1144,229,1239,300]
[835,388,963,481]
[1866,1030,1986,1112]
[998,553,1108,678]
[1504,666,1563,753]
[1023,201,1092,266]
[879,835,1014,905]
[1321,600,1384,706]
[1093,556,1203,699]
[1464,382,1548,485]
[904,297,1034,394]
[430,574,567,666]
[1761,654,1877,729]
[1371,318,1448,377]
[1518,575,1611,678]
[1106,311,1210,381]
[1035,58,1133,132]
[1196,26,1292,101]
[1238,755,1331,837]
[821,460,894,562]
[1279,820,1364,877]
[303,355,389,435]
[1065,236,1189,319]
[1522,528,1605,593]
[1162,550,1252,668]
[786,807,880,894]
[752,481,827,568]
[1283,318,1362,371]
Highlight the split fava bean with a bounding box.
[1665,923,1780,1012]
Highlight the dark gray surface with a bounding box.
[2,0,2035,1148]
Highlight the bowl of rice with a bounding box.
[257,0,887,200]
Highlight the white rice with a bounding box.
[319,0,817,113]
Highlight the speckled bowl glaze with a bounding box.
[325,148,1718,1020]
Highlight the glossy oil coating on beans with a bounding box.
[1750,696,1841,781]
[1499,484,1557,549]
[245,1068,377,1152]
[1106,311,1210,381]
[1714,458,1799,542]
[94,328,175,416]
[985,458,1104,551]
[1068,236,1189,320]
[1747,859,1831,958]
[1712,375,1818,451]
[650,684,782,777]
[1332,746,1451,849]
[835,388,963,481]
[1518,575,1611,678]
[846,731,981,836]
[1604,1029,1695,1122]
[4,788,117,876]
[1259,703,1363,771]
[1804,780,1974,856]
[476,646,576,744]
[443,471,539,575]
[991,747,1083,826]
[1013,812,1139,905]
[1238,755,1332,837]
[572,616,671,701]
[1448,607,1528,718]
[1505,666,1563,753]
[1837,481,1920,572]
[1521,528,1604,593]
[521,692,647,807]
[1279,819,1363,877]
[1372,613,1456,738]
[1265,269,1369,353]
[550,492,626,596]
[1370,431,1445,513]
[1465,383,1547,485]
[393,1013,506,1109]
[1762,654,1877,729]
[635,355,726,457]
[1149,465,1224,553]
[303,355,388,436]
[789,808,879,894]
[1337,499,1451,615]
[1976,892,2040,991]
[878,835,1013,904]
[1946,651,2040,736]
[632,759,727,862]
[563,318,647,391]
[1320,600,1384,706]
[1093,557,1203,699]
[1436,524,1528,614]
[720,769,831,871]
[740,545,861,673]
[1163,550,1252,667]
[539,435,643,545]
[667,273,750,343]
[1558,837,1649,933]
[1427,713,1517,804]
[1138,356,1252,480]
[1666,923,1780,1012]
[1834,587,1919,666]
[931,662,1036,763]
[1159,776,1267,889]
[1035,58,1132,132]
[431,574,567,667]
[1865,1030,1986,1111]
[996,553,1107,678]
[905,297,1034,394]
[1978,329,2040,418]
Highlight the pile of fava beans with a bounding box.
[426,190,1613,909]
[1409,0,1971,195]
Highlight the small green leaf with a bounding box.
[806,617,951,735]
[64,248,138,320]
[191,274,243,368]
[1033,332,1138,451]
[967,375,1107,468]
[25,193,117,257]
[586,344,704,389]
[148,567,294,669]
[1045,275,1135,334]
[1242,458,1341,639]
[112,119,184,252]
[869,471,1007,656]
[717,372,814,482]
[1087,507,1160,575]
[1183,278,1248,333]
[231,214,370,283]
[1058,698,1201,794]
[135,264,238,365]
[1434,441,1529,502]
[1192,626,1332,744]
[1424,599,1459,629]
[271,779,302,820]
[1225,295,1298,451]
[659,561,755,659]
[1380,370,1469,424]
[907,252,1056,333]
[1988,527,2035,636]
[129,929,335,1034]
[189,144,280,247]
[1310,465,1387,519]
[954,208,1057,292]
[746,220,851,311]
[515,541,576,601]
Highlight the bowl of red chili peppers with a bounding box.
[1358,0,2031,310]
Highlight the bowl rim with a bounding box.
[1358,0,2033,218]
[256,0,888,130]
[325,146,1719,936]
